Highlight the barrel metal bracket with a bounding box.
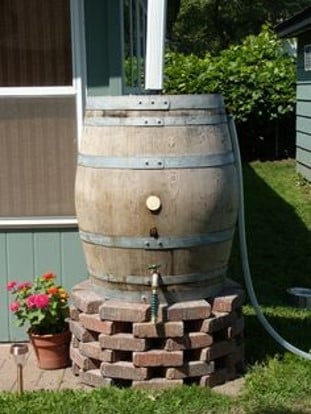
[79,229,235,250]
[78,152,235,170]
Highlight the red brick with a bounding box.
[200,368,228,387]
[71,280,104,313]
[200,311,238,333]
[133,350,183,367]
[167,300,211,321]
[211,291,244,313]
[132,378,183,390]
[165,332,213,351]
[69,305,81,321]
[101,361,149,381]
[79,369,113,387]
[133,322,184,338]
[227,343,245,369]
[72,363,80,376]
[69,320,97,342]
[99,333,147,351]
[100,300,150,322]
[227,317,244,339]
[79,313,115,334]
[79,345,130,363]
[200,341,234,361]
[70,345,99,370]
[71,335,80,348]
[79,341,105,360]
[166,361,215,379]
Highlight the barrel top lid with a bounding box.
[86,94,225,111]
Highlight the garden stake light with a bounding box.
[10,343,29,394]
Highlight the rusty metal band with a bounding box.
[79,228,235,250]
[89,266,227,286]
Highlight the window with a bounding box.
[0,0,77,221]
[123,0,147,92]
[304,44,311,71]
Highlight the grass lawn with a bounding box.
[0,160,310,413]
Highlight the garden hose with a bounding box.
[228,115,311,361]
[149,265,160,323]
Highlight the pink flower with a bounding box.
[9,301,20,312]
[26,294,50,309]
[7,281,17,291]
[17,282,32,291]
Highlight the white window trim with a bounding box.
[0,217,78,229]
[0,86,76,97]
[0,0,86,227]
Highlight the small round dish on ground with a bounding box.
[287,287,311,309]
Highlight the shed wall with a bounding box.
[296,31,311,181]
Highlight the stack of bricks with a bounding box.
[69,279,245,390]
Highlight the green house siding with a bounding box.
[0,228,87,342]
[295,31,311,181]
[84,0,123,96]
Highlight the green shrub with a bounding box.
[164,26,296,160]
[164,25,296,123]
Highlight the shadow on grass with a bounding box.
[243,311,311,364]
[228,162,311,363]
[247,408,309,414]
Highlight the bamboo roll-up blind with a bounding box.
[0,0,72,86]
[0,97,76,217]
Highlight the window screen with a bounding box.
[0,0,72,87]
[0,0,76,219]
[304,44,311,72]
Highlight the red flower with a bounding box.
[7,281,17,291]
[9,301,20,312]
[42,272,55,281]
[47,286,58,295]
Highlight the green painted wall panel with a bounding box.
[297,132,311,151]
[84,0,123,96]
[60,230,87,289]
[0,228,87,342]
[0,234,9,341]
[7,232,35,341]
[34,231,62,277]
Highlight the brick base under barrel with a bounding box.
[69,279,245,390]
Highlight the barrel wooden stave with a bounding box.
[75,95,238,303]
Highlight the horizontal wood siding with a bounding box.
[296,79,311,180]
[297,131,311,151]
[297,162,311,181]
[0,228,87,342]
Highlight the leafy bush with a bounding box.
[164,25,296,122]
[164,26,296,159]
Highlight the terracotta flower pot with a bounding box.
[29,329,71,370]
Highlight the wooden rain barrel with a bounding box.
[75,94,238,304]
